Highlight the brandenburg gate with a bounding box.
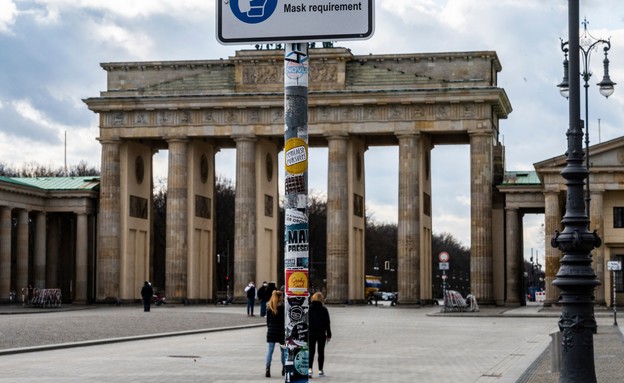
[84,47,511,304]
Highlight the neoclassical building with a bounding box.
[0,176,98,303]
[1,49,621,306]
[83,47,511,304]
[499,136,624,306]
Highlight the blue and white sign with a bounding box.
[217,0,374,45]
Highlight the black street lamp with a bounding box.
[558,18,616,217]
[551,2,602,381]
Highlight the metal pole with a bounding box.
[551,2,601,381]
[614,270,618,326]
[283,42,310,382]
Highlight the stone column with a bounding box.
[469,132,494,303]
[590,190,605,304]
[74,212,89,303]
[97,138,121,301]
[325,134,349,303]
[46,216,59,288]
[505,208,522,305]
[166,137,189,301]
[0,206,12,302]
[397,133,420,304]
[34,212,46,288]
[16,209,29,292]
[544,191,562,305]
[233,136,257,301]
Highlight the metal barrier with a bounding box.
[442,290,479,313]
[22,288,62,308]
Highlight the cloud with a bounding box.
[0,0,18,33]
[85,19,154,60]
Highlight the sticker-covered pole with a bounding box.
[283,42,310,383]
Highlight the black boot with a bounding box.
[265,367,270,378]
[282,367,285,376]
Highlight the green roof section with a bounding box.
[501,171,540,186]
[1,176,100,191]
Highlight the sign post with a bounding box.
[607,260,621,326]
[217,0,374,45]
[216,2,374,381]
[439,251,450,311]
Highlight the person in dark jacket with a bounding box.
[140,281,153,312]
[308,291,332,377]
[245,281,256,316]
[257,281,269,317]
[265,290,285,378]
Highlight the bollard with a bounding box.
[550,331,561,373]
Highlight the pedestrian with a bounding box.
[245,281,256,316]
[308,291,332,378]
[141,281,154,312]
[265,290,285,378]
[258,281,269,317]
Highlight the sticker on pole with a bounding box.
[286,270,309,296]
[217,0,375,44]
[285,137,308,174]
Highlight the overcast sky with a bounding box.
[1,1,623,262]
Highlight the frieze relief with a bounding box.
[242,63,338,85]
[243,65,283,85]
[102,103,486,128]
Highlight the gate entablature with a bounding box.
[86,48,511,148]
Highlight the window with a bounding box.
[614,207,624,228]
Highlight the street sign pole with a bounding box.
[283,42,310,383]
[613,269,618,326]
[608,261,621,326]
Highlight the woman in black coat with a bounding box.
[308,292,332,377]
[265,290,285,377]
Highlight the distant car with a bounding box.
[380,292,397,301]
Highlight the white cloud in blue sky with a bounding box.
[1,0,623,254]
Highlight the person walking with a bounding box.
[140,281,153,312]
[265,290,285,378]
[258,281,269,317]
[245,281,256,316]
[308,292,332,378]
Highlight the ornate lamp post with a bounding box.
[557,18,616,216]
[551,1,602,381]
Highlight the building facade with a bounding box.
[84,47,511,304]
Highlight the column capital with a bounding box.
[324,132,349,141]
[166,136,189,144]
[97,137,121,144]
[232,134,257,143]
[468,130,494,138]
[395,131,421,140]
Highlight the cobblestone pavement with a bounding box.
[0,303,622,382]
